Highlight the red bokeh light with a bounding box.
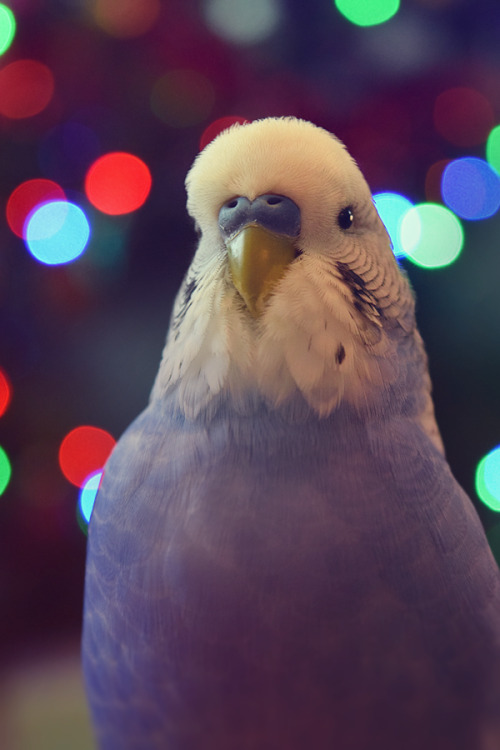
[0,369,11,417]
[425,159,450,203]
[6,179,66,238]
[199,116,250,150]
[59,425,116,488]
[85,152,152,215]
[0,60,55,119]
[433,87,494,147]
[92,0,160,38]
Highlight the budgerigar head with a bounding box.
[152,117,428,427]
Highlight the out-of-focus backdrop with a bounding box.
[1,0,500,746]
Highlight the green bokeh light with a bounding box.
[400,203,464,269]
[0,445,11,495]
[486,125,500,175]
[335,0,399,27]
[0,4,15,55]
[476,447,500,513]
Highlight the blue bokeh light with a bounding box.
[373,192,413,258]
[441,157,500,221]
[78,470,103,525]
[25,200,91,265]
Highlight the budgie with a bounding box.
[82,117,500,749]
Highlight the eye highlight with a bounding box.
[338,207,354,230]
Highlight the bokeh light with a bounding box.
[335,0,400,27]
[424,160,450,203]
[486,125,500,175]
[0,445,11,496]
[0,368,11,417]
[25,201,90,265]
[0,3,15,55]
[476,446,500,512]
[200,116,250,150]
[38,120,101,185]
[358,10,449,75]
[151,70,215,129]
[203,0,283,44]
[401,203,464,269]
[90,0,160,38]
[85,152,152,215]
[441,157,500,221]
[6,179,66,238]
[78,470,103,526]
[373,192,413,258]
[433,87,494,147]
[0,60,54,119]
[59,426,115,488]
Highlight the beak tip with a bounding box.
[226,224,296,316]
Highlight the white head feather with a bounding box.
[151,117,442,450]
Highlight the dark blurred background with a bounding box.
[1,0,500,745]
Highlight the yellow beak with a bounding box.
[226,224,297,317]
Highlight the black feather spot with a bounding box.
[172,276,197,330]
[336,262,366,291]
[336,343,346,365]
[336,261,381,321]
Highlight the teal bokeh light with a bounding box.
[373,192,413,258]
[78,471,103,526]
[25,200,90,265]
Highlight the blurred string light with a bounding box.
[357,9,447,76]
[425,159,450,203]
[476,446,500,512]
[199,116,250,150]
[85,152,152,214]
[15,441,68,510]
[373,192,413,259]
[59,425,115,488]
[151,70,215,129]
[441,157,500,221]
[25,201,91,265]
[400,203,463,269]
[335,0,399,27]
[78,470,103,528]
[433,87,494,147]
[83,212,130,272]
[0,3,15,55]
[0,60,54,119]
[0,445,11,495]
[38,121,101,185]
[203,0,282,45]
[6,179,66,238]
[486,125,500,174]
[0,368,11,417]
[90,0,160,38]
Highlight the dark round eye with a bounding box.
[338,207,354,230]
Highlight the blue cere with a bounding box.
[441,157,500,221]
[373,192,413,258]
[25,200,90,265]
[79,471,103,524]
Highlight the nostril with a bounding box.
[226,199,238,209]
[266,196,282,206]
